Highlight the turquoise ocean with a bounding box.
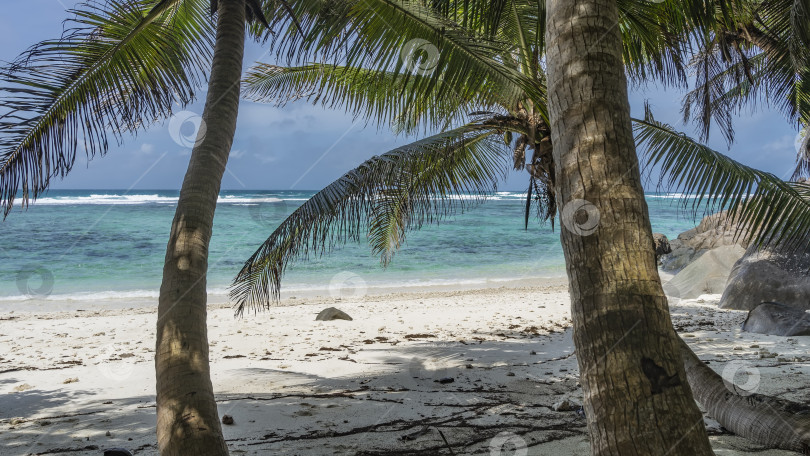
[0,190,701,310]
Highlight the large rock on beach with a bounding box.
[315,307,353,321]
[742,302,810,336]
[720,243,810,311]
[663,245,746,300]
[660,211,750,272]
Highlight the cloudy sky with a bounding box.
[1,1,802,192]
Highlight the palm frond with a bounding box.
[683,46,810,146]
[241,63,501,133]
[263,0,546,120]
[634,108,810,252]
[0,0,214,215]
[230,122,510,313]
[617,0,690,87]
[756,0,810,71]
[500,0,541,73]
[430,0,542,75]
[681,0,810,142]
[254,0,353,57]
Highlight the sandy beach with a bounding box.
[1,280,807,455]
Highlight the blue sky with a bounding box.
[0,1,802,191]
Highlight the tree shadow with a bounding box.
[0,385,156,456]
[0,329,585,455]
[213,329,583,455]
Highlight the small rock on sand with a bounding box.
[552,399,580,412]
[315,307,353,321]
[103,449,133,456]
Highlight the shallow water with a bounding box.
[0,190,705,308]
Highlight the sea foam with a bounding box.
[32,194,286,206]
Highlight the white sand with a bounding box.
[0,281,807,455]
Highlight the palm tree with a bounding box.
[0,0,290,453]
[232,0,810,451]
[545,1,714,453]
[154,1,250,453]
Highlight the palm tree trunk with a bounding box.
[680,337,810,453]
[544,1,714,455]
[155,1,245,454]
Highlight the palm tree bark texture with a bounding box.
[155,0,245,454]
[544,1,715,455]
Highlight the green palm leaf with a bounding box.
[682,0,810,143]
[229,122,509,313]
[634,108,810,251]
[0,0,214,215]
[264,0,546,119]
[256,0,353,59]
[241,63,500,133]
[618,0,679,84]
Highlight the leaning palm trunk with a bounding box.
[544,1,714,454]
[155,1,245,454]
[680,337,810,453]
